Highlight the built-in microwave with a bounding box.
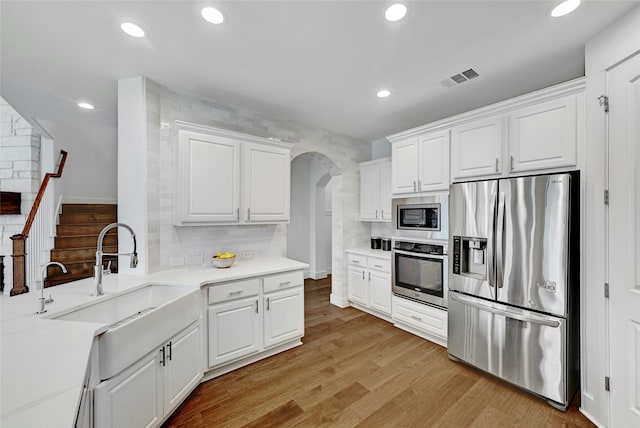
[392,195,448,241]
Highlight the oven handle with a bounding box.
[392,249,446,260]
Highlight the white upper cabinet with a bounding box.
[390,79,584,184]
[244,143,290,222]
[417,130,450,191]
[176,130,241,224]
[391,130,450,195]
[359,158,391,222]
[507,95,577,173]
[451,116,504,179]
[173,122,292,226]
[391,138,419,194]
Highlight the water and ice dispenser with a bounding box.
[452,236,488,279]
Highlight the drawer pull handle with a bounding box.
[160,347,166,367]
[411,315,422,321]
[267,297,270,311]
[255,300,259,313]
[352,260,360,264]
[374,264,383,268]
[228,290,243,296]
[279,281,291,287]
[167,341,172,361]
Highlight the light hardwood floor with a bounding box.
[164,277,593,427]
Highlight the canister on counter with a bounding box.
[371,236,381,249]
[381,238,391,251]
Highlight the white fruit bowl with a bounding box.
[213,256,235,268]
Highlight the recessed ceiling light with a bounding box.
[377,90,391,98]
[550,0,581,17]
[201,7,225,24]
[120,22,145,38]
[77,102,95,110]
[385,4,407,22]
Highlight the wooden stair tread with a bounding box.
[58,213,117,225]
[61,204,117,214]
[57,224,118,236]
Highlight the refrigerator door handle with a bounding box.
[496,192,506,289]
[449,293,560,328]
[487,193,497,288]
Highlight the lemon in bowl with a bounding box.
[213,251,236,268]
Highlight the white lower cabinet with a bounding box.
[347,252,391,317]
[208,296,261,367]
[94,323,201,428]
[207,270,304,369]
[392,296,447,346]
[263,286,304,348]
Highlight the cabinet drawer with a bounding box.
[263,270,304,294]
[392,297,447,339]
[208,278,260,304]
[367,257,390,272]
[347,253,367,267]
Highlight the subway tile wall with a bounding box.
[143,79,370,300]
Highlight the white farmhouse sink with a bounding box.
[55,284,201,380]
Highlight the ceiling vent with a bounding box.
[440,68,479,88]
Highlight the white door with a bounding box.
[163,324,202,416]
[379,161,392,221]
[359,163,380,221]
[391,138,418,194]
[369,270,391,315]
[417,130,450,191]
[451,116,503,180]
[208,297,261,367]
[263,287,304,348]
[608,52,640,428]
[347,266,368,305]
[508,95,577,173]
[244,143,290,222]
[94,351,163,428]
[178,131,240,224]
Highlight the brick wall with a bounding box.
[0,97,41,294]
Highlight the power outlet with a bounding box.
[242,251,253,260]
[185,252,204,265]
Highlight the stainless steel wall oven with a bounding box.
[392,240,448,308]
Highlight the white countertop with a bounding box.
[0,257,307,427]
[345,247,392,259]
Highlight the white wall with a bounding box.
[38,120,117,204]
[371,138,391,160]
[287,156,311,269]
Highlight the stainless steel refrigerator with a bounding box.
[447,171,579,410]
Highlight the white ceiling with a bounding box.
[1,1,638,142]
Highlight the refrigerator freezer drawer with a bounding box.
[448,292,567,406]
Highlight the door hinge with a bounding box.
[598,95,609,113]
[604,283,609,298]
[605,376,610,391]
[604,190,609,205]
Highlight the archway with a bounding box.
[288,151,345,306]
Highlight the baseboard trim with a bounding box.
[578,408,605,428]
[330,293,349,308]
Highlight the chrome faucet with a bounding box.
[94,223,138,296]
[37,262,67,314]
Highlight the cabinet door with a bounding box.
[347,266,368,305]
[359,163,380,221]
[177,131,241,224]
[369,270,391,315]
[418,130,450,191]
[391,138,419,194]
[379,161,392,221]
[451,117,504,180]
[163,324,202,417]
[94,351,163,428]
[508,95,577,173]
[208,297,261,367]
[244,143,290,222]
[263,287,304,348]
